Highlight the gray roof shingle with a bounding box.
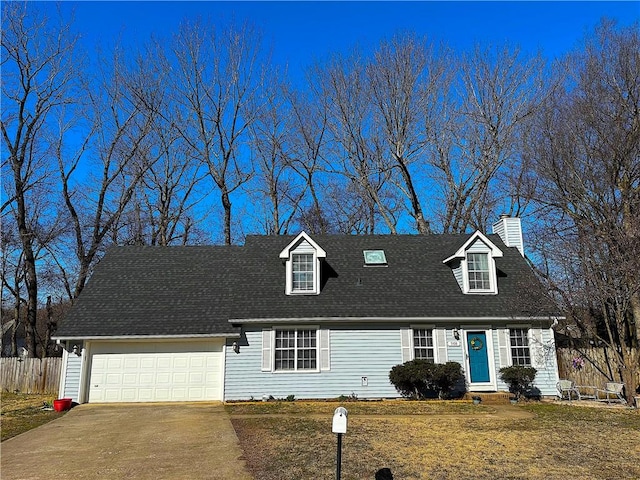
[55,234,558,338]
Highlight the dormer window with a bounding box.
[443,231,502,295]
[279,232,326,295]
[292,253,315,292]
[467,253,491,291]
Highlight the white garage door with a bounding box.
[88,340,224,403]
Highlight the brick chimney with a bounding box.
[492,215,524,257]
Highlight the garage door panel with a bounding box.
[206,356,220,368]
[124,357,139,368]
[172,372,187,384]
[173,357,188,369]
[156,356,171,369]
[107,357,124,369]
[105,373,122,384]
[138,389,154,401]
[104,389,121,402]
[155,388,170,401]
[121,389,137,402]
[187,389,201,401]
[92,356,108,369]
[140,357,157,369]
[171,388,187,400]
[190,356,205,368]
[88,340,223,403]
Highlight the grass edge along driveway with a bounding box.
[1,392,63,442]
[226,400,640,480]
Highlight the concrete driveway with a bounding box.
[1,403,252,480]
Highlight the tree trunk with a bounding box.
[14,171,38,357]
[222,189,232,245]
[620,351,639,405]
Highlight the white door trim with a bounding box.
[461,325,497,391]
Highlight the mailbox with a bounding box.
[332,407,348,434]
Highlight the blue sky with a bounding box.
[51,1,639,75]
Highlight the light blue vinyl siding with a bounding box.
[467,239,491,253]
[491,326,558,396]
[225,323,560,400]
[292,239,315,253]
[225,326,402,400]
[62,344,83,402]
[452,264,464,291]
[528,326,559,396]
[445,329,464,366]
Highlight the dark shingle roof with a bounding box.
[55,234,558,338]
[234,234,555,320]
[55,246,243,338]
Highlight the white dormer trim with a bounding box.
[280,232,326,296]
[443,230,502,295]
[279,231,326,259]
[442,231,503,264]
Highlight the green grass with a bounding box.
[1,392,64,442]
[227,400,640,480]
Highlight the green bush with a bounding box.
[389,360,465,400]
[499,365,537,400]
[432,362,465,398]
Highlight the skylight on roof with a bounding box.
[363,250,387,266]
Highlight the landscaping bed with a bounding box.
[1,392,64,441]
[227,400,640,480]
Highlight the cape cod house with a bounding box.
[53,216,561,403]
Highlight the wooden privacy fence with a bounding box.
[1,357,62,395]
[557,347,639,387]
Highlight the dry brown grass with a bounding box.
[1,392,63,441]
[227,401,640,480]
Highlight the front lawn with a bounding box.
[1,392,64,441]
[226,400,640,480]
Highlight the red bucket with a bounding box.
[53,398,72,412]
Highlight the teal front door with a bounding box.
[467,332,490,383]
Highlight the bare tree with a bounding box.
[431,44,548,233]
[283,80,335,234]
[55,45,160,299]
[316,53,399,234]
[526,20,639,403]
[367,34,441,234]
[112,44,211,247]
[171,20,264,245]
[247,73,308,235]
[1,3,79,355]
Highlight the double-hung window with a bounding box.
[413,328,435,362]
[292,253,315,292]
[510,328,531,366]
[274,329,317,371]
[467,253,491,291]
[279,232,326,295]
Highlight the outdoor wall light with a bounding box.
[453,328,460,340]
[232,341,240,354]
[72,345,81,356]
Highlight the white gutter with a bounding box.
[229,316,565,324]
[52,333,240,341]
